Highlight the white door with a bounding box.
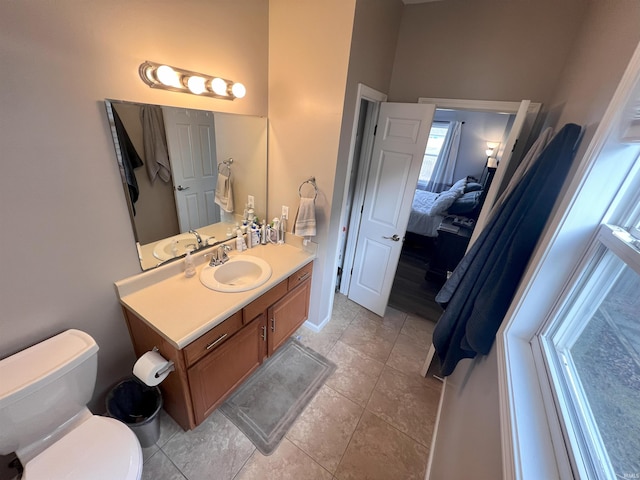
[348,102,435,315]
[468,100,531,248]
[163,107,220,232]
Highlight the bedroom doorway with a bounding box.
[338,91,541,317]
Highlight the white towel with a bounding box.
[214,173,234,213]
[294,197,316,237]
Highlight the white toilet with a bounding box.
[0,329,143,479]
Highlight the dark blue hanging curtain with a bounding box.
[432,123,583,376]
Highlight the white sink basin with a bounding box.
[153,234,198,261]
[200,255,272,292]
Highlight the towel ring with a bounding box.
[218,157,233,175]
[298,177,318,200]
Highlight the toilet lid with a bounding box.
[24,415,142,480]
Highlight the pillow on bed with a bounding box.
[464,182,483,193]
[447,190,482,215]
[426,187,465,216]
[449,178,467,192]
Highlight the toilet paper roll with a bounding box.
[133,351,171,386]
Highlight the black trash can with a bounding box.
[106,377,162,448]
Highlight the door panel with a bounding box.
[163,107,220,232]
[370,151,413,226]
[348,102,435,316]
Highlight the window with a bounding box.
[538,225,640,479]
[417,121,450,187]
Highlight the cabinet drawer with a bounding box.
[242,279,288,323]
[288,262,313,291]
[183,310,243,367]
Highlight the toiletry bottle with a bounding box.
[236,228,246,251]
[252,225,260,247]
[247,225,253,249]
[260,221,267,245]
[184,249,196,278]
[272,217,280,243]
[278,215,286,244]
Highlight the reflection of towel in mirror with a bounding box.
[111,106,143,212]
[215,173,234,213]
[294,197,316,237]
[141,106,171,184]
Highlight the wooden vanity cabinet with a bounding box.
[188,314,266,425]
[122,261,313,431]
[268,279,311,354]
[244,261,312,356]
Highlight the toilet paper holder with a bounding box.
[152,347,175,378]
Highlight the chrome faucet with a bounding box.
[206,244,232,267]
[218,245,232,264]
[189,229,203,247]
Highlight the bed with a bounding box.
[406,177,486,237]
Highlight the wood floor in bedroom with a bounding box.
[388,236,446,323]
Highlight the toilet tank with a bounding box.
[0,329,99,456]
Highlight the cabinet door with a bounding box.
[188,316,264,425]
[267,279,311,355]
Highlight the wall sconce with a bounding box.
[485,141,499,169]
[139,61,246,100]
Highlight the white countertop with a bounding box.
[115,241,316,349]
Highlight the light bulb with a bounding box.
[156,65,181,88]
[187,76,206,94]
[486,149,494,157]
[211,78,228,96]
[486,141,499,149]
[231,82,246,99]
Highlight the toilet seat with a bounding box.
[23,415,142,480]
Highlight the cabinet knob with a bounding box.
[261,325,267,341]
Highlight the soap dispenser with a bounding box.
[184,249,196,278]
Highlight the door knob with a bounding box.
[383,234,401,242]
[176,185,190,191]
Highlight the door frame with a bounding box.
[337,83,387,295]
[338,96,542,301]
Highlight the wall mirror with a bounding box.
[105,99,267,270]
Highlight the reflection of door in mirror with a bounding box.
[162,107,221,233]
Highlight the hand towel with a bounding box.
[215,173,234,213]
[141,106,171,184]
[294,197,316,237]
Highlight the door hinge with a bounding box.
[511,139,518,152]
[374,124,377,136]
[360,204,364,214]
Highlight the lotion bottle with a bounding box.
[236,228,246,251]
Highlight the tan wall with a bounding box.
[389,0,586,105]
[427,1,640,478]
[0,0,268,409]
[545,0,640,161]
[268,0,357,327]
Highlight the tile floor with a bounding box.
[140,293,441,480]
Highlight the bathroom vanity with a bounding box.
[115,242,315,430]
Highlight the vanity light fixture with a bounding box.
[139,61,246,100]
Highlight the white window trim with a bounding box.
[496,41,640,480]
